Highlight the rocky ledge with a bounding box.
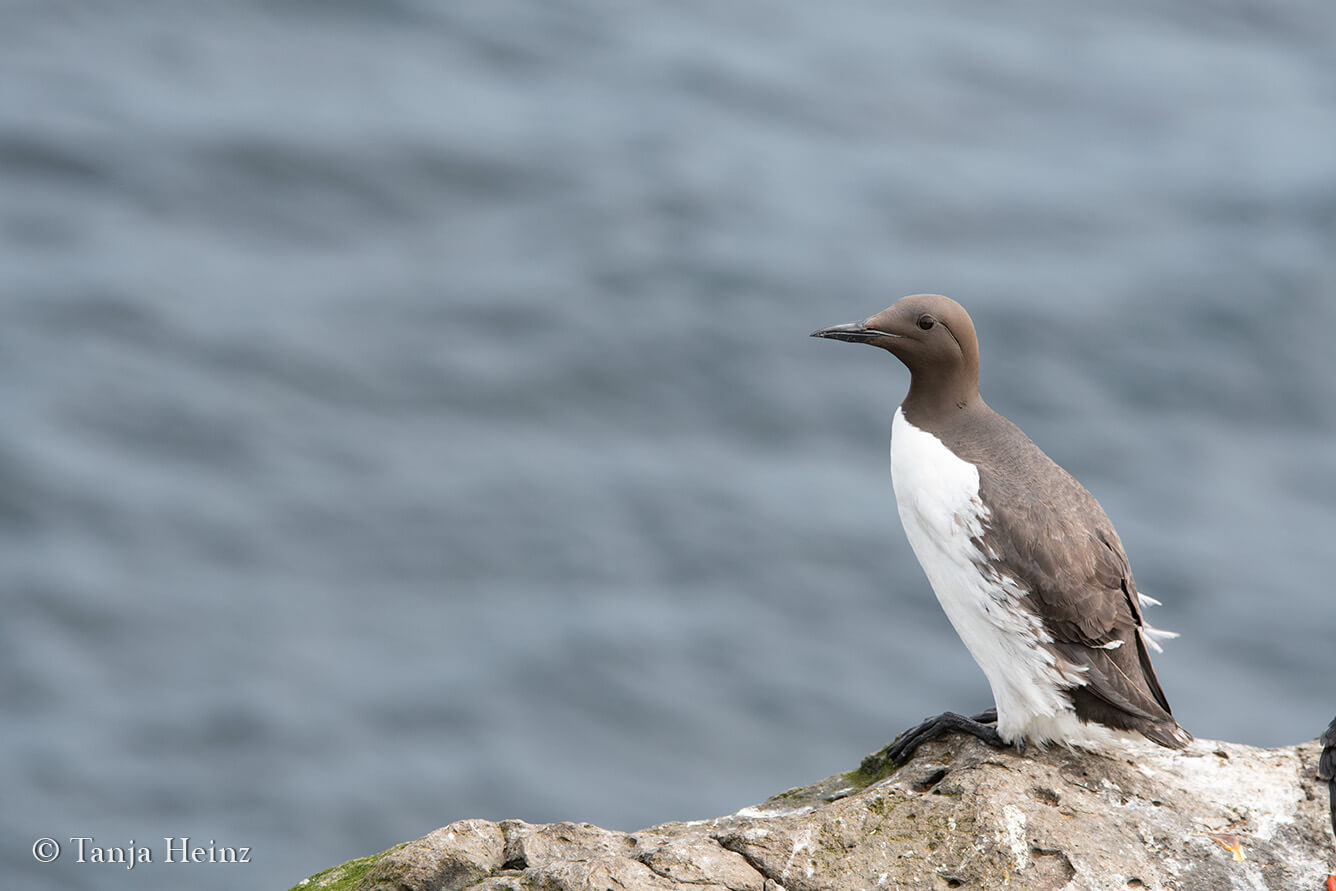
[291,734,1335,891]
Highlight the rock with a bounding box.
[289,734,1336,891]
[359,820,504,890]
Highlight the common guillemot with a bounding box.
[813,294,1190,761]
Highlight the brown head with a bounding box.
[811,294,982,424]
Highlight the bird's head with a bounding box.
[812,293,981,415]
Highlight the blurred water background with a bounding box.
[3,2,1335,888]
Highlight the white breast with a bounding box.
[889,407,1111,747]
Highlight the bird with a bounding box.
[1319,715,1336,840]
[812,294,1190,762]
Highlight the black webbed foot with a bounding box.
[884,708,1006,765]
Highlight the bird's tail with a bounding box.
[1139,718,1193,750]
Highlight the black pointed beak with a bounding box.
[810,321,897,344]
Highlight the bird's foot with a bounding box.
[883,708,1006,766]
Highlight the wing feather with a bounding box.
[951,411,1185,738]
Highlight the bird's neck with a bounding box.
[901,372,982,431]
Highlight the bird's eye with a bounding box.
[917,314,936,331]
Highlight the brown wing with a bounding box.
[957,410,1189,747]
